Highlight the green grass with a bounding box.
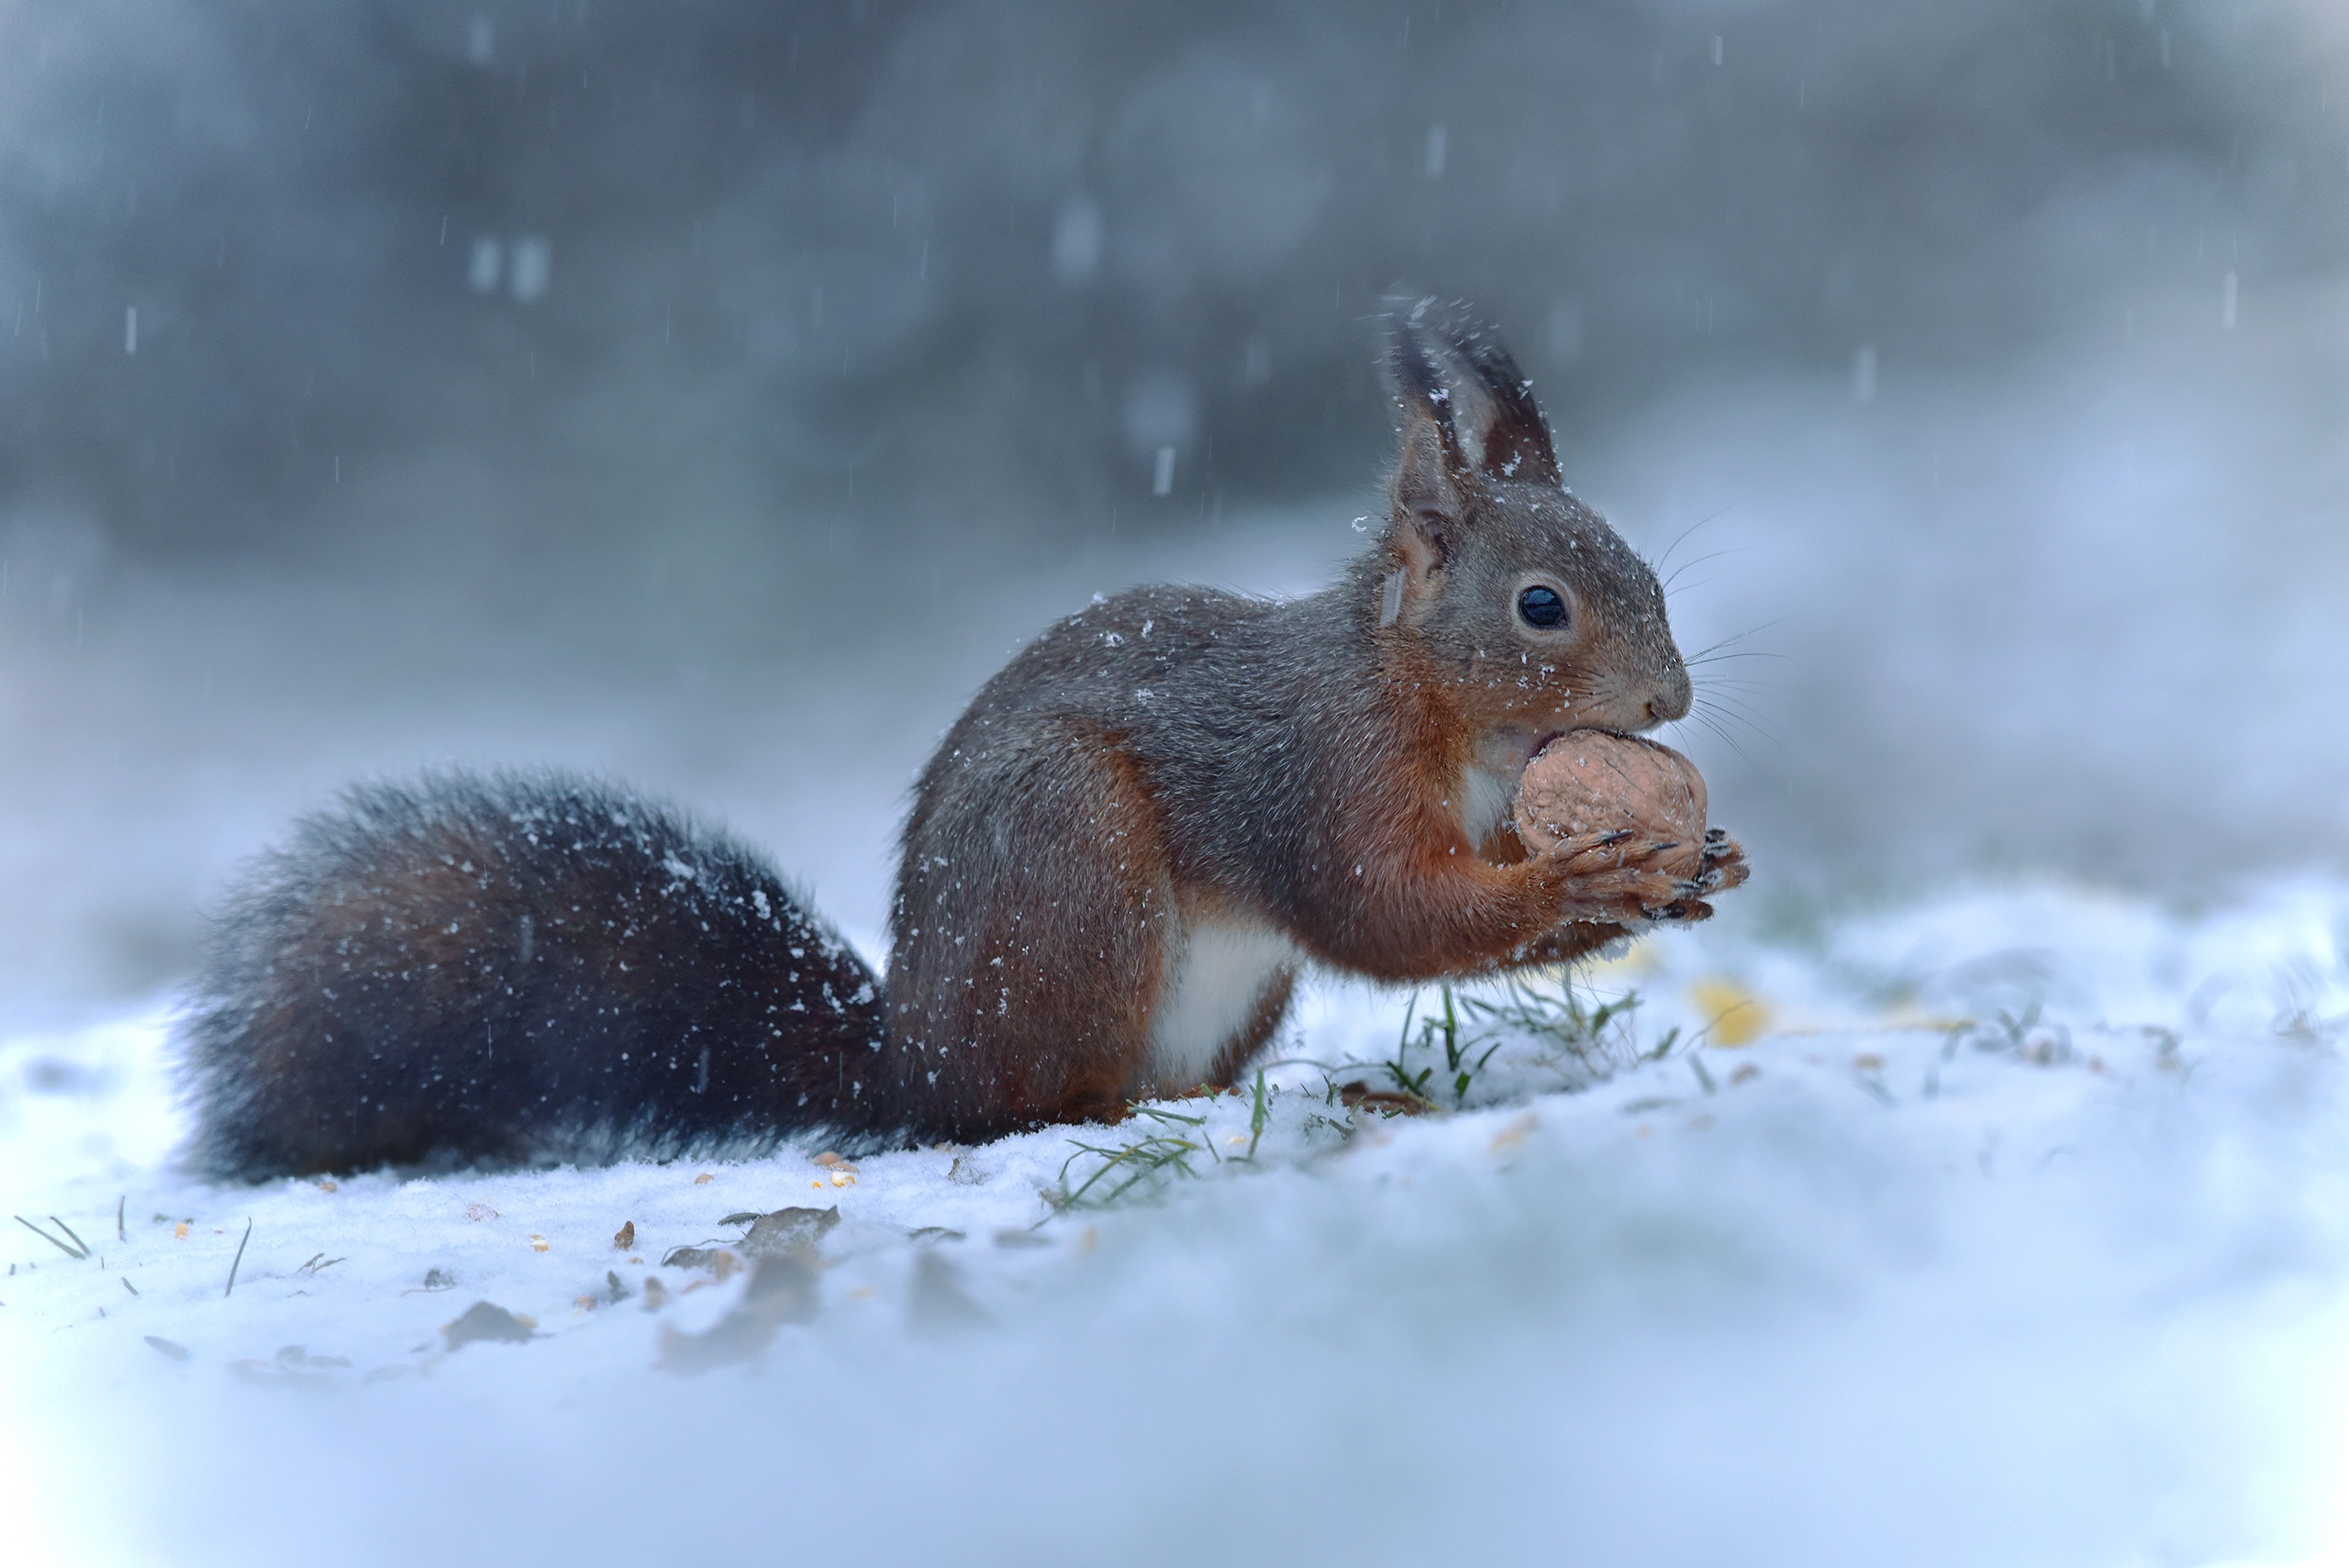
[1364,973,1669,1113]
[1050,972,1672,1211]
[1052,1104,1217,1209]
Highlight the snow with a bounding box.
[4,880,2348,1567]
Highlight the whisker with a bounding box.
[1681,614,1801,664]
[1693,680,1784,732]
[1694,697,1790,756]
[1653,505,1737,577]
[1662,546,1753,596]
[1678,709,1759,769]
[1693,683,1777,717]
[1685,650,1791,669]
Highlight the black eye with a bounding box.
[1517,584,1567,629]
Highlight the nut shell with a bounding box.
[1514,731,1708,852]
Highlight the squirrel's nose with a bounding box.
[1645,667,1693,726]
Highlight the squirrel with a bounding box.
[179,299,1748,1180]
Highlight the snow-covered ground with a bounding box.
[4,880,2348,1568]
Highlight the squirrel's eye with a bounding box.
[1517,584,1567,629]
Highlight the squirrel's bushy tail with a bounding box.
[179,770,887,1181]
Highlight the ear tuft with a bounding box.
[1384,297,1561,489]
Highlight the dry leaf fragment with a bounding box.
[693,1173,714,1186]
[1689,977,1771,1047]
[529,1235,551,1253]
[659,1246,742,1281]
[442,1301,535,1349]
[612,1221,635,1251]
[315,1180,339,1194]
[462,1202,498,1222]
[172,1223,189,1240]
[906,1251,989,1336]
[1489,1112,1539,1153]
[1338,1081,1430,1116]
[737,1207,839,1261]
[656,1255,820,1374]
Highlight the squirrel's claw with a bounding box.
[1692,830,1751,896]
[1533,825,1742,929]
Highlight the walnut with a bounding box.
[1514,731,1708,852]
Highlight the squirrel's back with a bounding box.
[181,771,886,1179]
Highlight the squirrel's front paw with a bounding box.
[1692,828,1749,896]
[1641,829,1751,926]
[1537,829,1707,926]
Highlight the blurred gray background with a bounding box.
[2,0,2345,1025]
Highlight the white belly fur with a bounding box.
[1147,915,1297,1090]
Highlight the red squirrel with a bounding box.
[180,299,1748,1178]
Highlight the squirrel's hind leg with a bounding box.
[885,730,1175,1137]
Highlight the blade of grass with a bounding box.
[223,1218,252,1297]
[14,1215,87,1260]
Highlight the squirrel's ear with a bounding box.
[1382,298,1560,609]
[1387,409,1458,597]
[1386,296,1562,495]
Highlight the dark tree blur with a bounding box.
[3,1,2345,1017]
[6,1,2326,560]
